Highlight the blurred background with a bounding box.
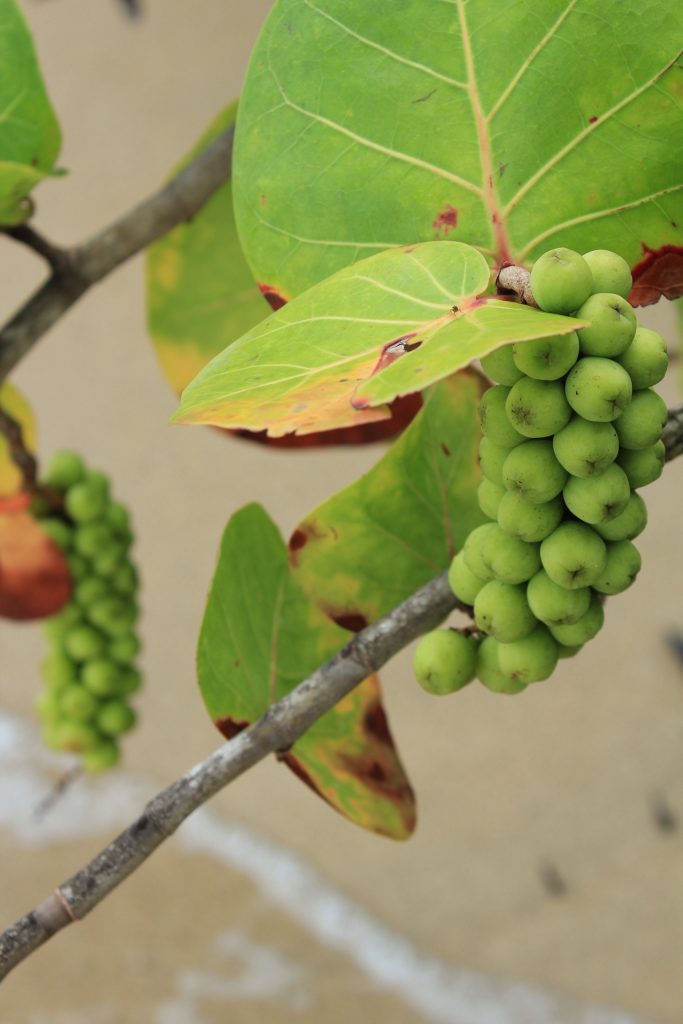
[0,1,681,1021]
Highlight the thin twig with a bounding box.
[0,126,234,382]
[0,571,463,982]
[3,225,70,272]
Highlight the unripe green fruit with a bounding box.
[565,357,632,422]
[548,593,604,646]
[511,332,579,381]
[591,539,641,594]
[56,720,100,753]
[412,629,477,695]
[575,293,636,357]
[479,386,524,447]
[463,523,498,580]
[480,344,523,385]
[502,440,568,504]
[65,480,108,523]
[613,388,667,450]
[474,581,537,642]
[40,518,72,550]
[59,684,98,722]
[478,478,505,519]
[593,491,647,541]
[582,250,632,298]
[526,570,591,626]
[496,491,563,543]
[505,377,572,438]
[35,690,63,723]
[557,642,584,659]
[479,525,540,584]
[111,561,139,596]
[88,595,137,636]
[92,544,127,577]
[448,551,486,605]
[43,451,85,490]
[476,636,527,694]
[530,248,592,314]
[73,522,115,559]
[617,326,668,389]
[67,553,89,581]
[96,699,137,736]
[563,463,631,524]
[497,625,558,684]
[479,437,508,486]
[74,576,110,608]
[63,624,106,661]
[83,739,121,773]
[552,417,619,477]
[41,649,78,688]
[108,632,141,664]
[85,470,110,499]
[617,441,665,488]
[82,658,123,698]
[119,667,142,695]
[106,501,130,532]
[540,522,606,589]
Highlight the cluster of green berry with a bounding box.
[414,247,668,697]
[34,451,141,771]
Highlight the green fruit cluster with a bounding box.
[34,451,141,771]
[416,248,668,698]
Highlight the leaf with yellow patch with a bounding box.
[0,383,37,497]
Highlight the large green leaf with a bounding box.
[0,0,61,225]
[146,103,269,395]
[198,503,416,839]
[290,371,485,626]
[174,240,584,436]
[233,0,683,305]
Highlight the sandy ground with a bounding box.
[1,2,682,1022]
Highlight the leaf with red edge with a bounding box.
[0,383,37,497]
[0,507,71,620]
[290,371,485,627]
[198,502,415,839]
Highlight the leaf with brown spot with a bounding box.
[290,371,486,625]
[198,503,415,839]
[0,383,37,498]
[0,508,71,620]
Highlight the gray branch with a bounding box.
[663,403,683,462]
[0,571,463,983]
[0,126,234,382]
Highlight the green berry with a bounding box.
[73,522,115,559]
[540,522,606,589]
[617,441,665,488]
[88,595,137,636]
[548,594,604,646]
[479,386,524,447]
[480,344,523,385]
[463,523,498,581]
[448,551,486,605]
[474,581,537,642]
[496,491,563,543]
[111,561,139,596]
[498,625,558,684]
[563,463,631,524]
[613,388,667,450]
[565,357,632,422]
[59,684,98,722]
[502,439,568,504]
[106,501,130,532]
[527,570,591,626]
[478,478,505,519]
[65,480,108,523]
[119,667,142,695]
[591,540,641,594]
[575,292,636,357]
[413,629,477,695]
[530,248,593,314]
[81,658,124,697]
[63,624,106,661]
[582,250,632,298]
[593,492,647,541]
[83,739,121,773]
[479,437,509,486]
[505,377,571,438]
[108,632,141,664]
[553,417,619,477]
[41,649,78,688]
[55,721,100,753]
[480,525,541,584]
[67,553,89,581]
[40,518,72,550]
[85,470,110,499]
[476,636,527,694]
[557,642,584,659]
[92,544,127,577]
[74,576,110,608]
[96,699,137,736]
[35,690,63,723]
[617,326,668,389]
[511,332,579,381]
[43,451,85,490]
